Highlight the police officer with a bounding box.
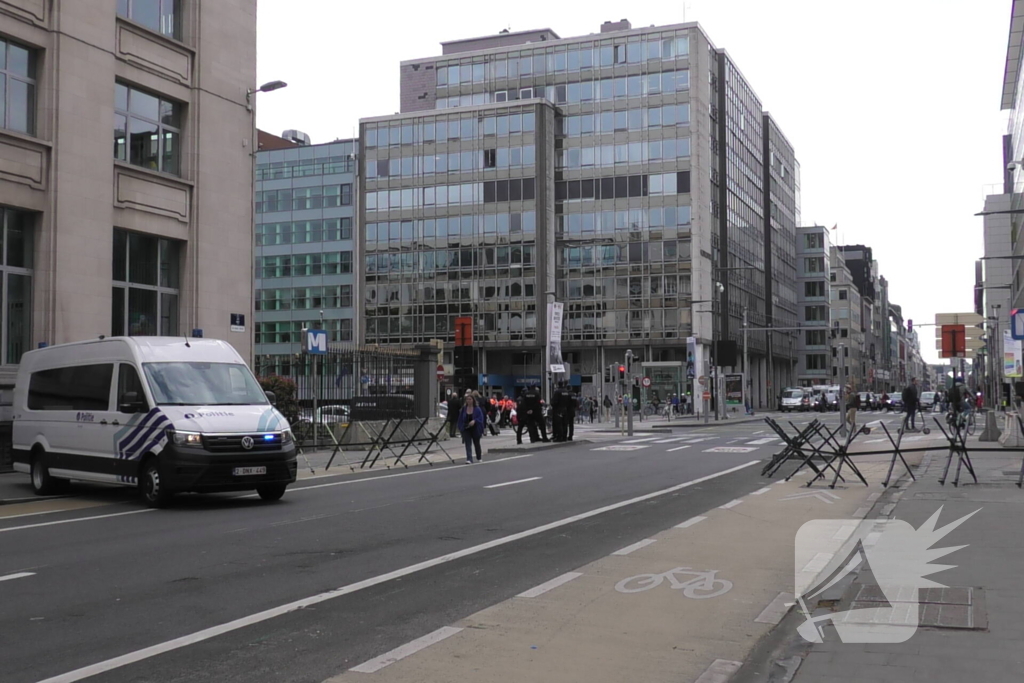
[551,383,566,442]
[564,388,578,441]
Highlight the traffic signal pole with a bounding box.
[625,349,635,436]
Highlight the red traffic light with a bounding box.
[618,365,625,372]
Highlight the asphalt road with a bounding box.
[0,411,902,683]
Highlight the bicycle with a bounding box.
[614,567,733,599]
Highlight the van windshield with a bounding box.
[784,390,803,398]
[143,362,268,406]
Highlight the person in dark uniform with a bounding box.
[551,384,566,442]
[531,385,550,442]
[516,386,545,444]
[564,389,578,441]
[447,391,462,438]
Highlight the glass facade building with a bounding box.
[361,20,800,405]
[254,138,357,376]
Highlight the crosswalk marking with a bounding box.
[667,445,691,452]
[746,437,777,445]
[653,437,689,443]
[621,437,661,444]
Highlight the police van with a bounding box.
[11,337,297,507]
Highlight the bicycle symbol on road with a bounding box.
[615,567,733,599]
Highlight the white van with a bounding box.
[12,337,297,507]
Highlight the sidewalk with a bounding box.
[771,441,1024,683]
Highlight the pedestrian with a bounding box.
[486,397,500,435]
[551,384,566,442]
[565,390,578,441]
[447,391,463,438]
[603,394,613,421]
[457,394,485,464]
[902,378,919,431]
[845,385,860,431]
[881,391,890,413]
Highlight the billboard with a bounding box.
[725,373,744,405]
[1004,329,1022,378]
[547,302,565,373]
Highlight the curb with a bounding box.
[488,439,593,455]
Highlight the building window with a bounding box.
[830,272,837,282]
[805,330,826,346]
[839,290,847,300]
[805,305,827,322]
[0,208,33,364]
[114,83,182,175]
[112,228,180,336]
[804,232,823,250]
[807,354,828,371]
[0,38,37,136]
[340,284,353,308]
[804,281,824,297]
[804,257,824,273]
[340,319,353,342]
[117,0,181,40]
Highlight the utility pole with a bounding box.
[625,349,635,436]
[742,306,749,414]
[838,342,847,437]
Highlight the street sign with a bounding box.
[940,324,966,358]
[436,364,445,381]
[302,328,328,355]
[229,313,245,333]
[698,375,707,386]
[642,376,652,388]
[702,391,711,400]
[1013,309,1024,340]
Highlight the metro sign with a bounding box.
[303,328,328,355]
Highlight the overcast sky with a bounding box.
[256,0,1011,364]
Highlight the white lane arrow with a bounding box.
[781,491,841,505]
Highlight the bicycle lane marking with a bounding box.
[315,460,901,683]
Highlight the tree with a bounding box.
[258,375,299,425]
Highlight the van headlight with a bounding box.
[282,429,294,445]
[169,430,203,448]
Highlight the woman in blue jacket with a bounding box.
[457,393,485,464]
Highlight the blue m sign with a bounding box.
[305,329,328,354]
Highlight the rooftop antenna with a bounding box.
[683,1,692,21]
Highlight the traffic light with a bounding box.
[618,364,626,380]
[604,366,611,383]
[908,319,913,334]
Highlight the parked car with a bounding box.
[780,388,809,413]
[825,391,840,411]
[858,392,873,410]
[920,391,937,411]
[889,395,904,412]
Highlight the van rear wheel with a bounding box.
[31,455,58,496]
[140,459,173,508]
[256,484,287,502]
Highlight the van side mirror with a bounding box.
[265,391,277,406]
[119,392,145,414]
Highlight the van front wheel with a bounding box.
[257,484,287,502]
[140,459,173,508]
[31,454,58,496]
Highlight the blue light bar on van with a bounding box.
[264,434,275,441]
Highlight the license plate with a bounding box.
[233,466,266,476]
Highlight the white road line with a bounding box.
[484,477,541,489]
[251,452,542,498]
[653,437,688,443]
[754,592,795,625]
[675,516,707,529]
[516,572,584,598]
[667,445,692,452]
[37,460,762,683]
[854,506,870,518]
[694,659,743,683]
[719,499,744,509]
[612,538,657,556]
[621,437,660,443]
[0,509,154,534]
[0,509,68,522]
[350,626,463,673]
[746,437,778,445]
[0,571,35,583]
[749,487,772,495]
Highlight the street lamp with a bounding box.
[248,79,289,368]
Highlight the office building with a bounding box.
[794,225,830,387]
[253,133,358,375]
[0,0,257,385]
[358,19,800,405]
[830,246,863,388]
